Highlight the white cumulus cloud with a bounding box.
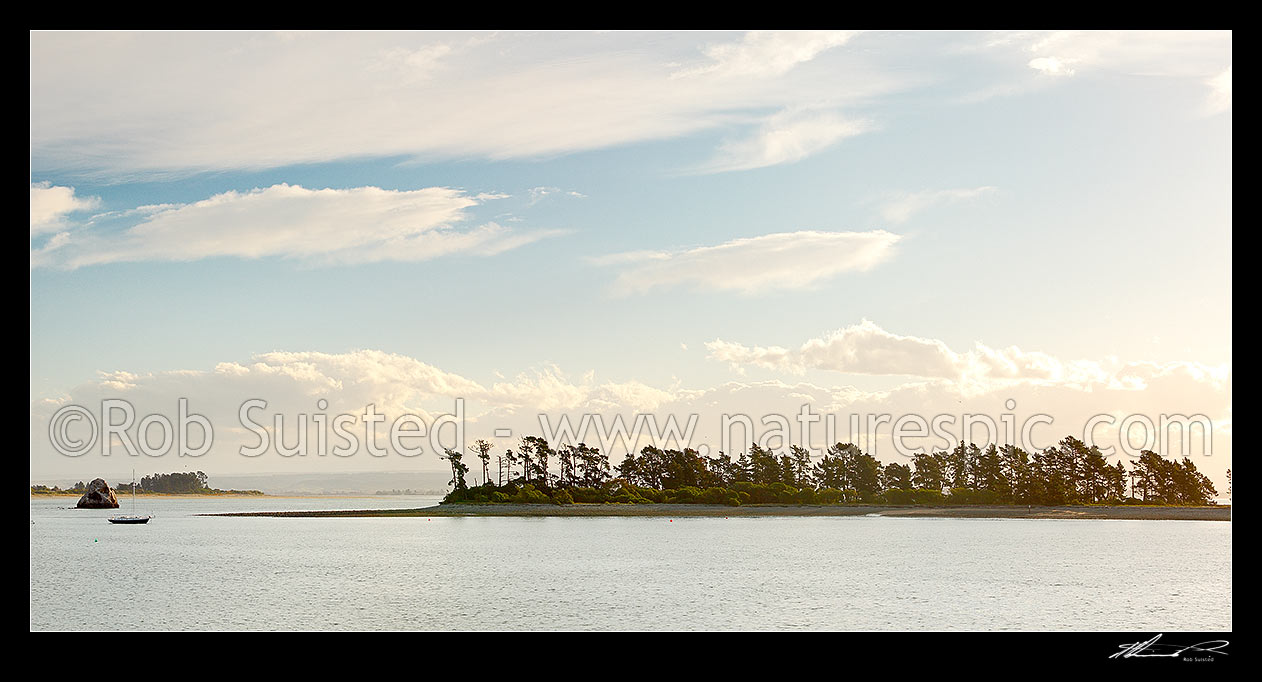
[30,182,101,235]
[704,319,1229,396]
[29,343,1231,489]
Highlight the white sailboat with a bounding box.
[108,470,151,524]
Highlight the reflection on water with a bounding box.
[30,497,1231,631]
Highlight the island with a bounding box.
[204,434,1230,521]
[32,471,263,497]
[207,503,1229,521]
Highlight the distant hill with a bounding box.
[202,471,452,495]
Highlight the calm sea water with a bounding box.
[29,496,1231,631]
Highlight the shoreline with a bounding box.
[30,492,442,499]
[30,492,268,499]
[204,503,1231,521]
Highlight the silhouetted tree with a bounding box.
[441,448,469,491]
[882,462,913,491]
[912,451,947,491]
[440,432,1222,508]
[470,439,493,487]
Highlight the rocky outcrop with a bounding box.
[76,478,119,508]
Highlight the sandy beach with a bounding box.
[206,503,1231,521]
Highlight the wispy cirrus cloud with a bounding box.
[594,229,901,296]
[670,30,858,79]
[1016,30,1229,79]
[984,30,1232,112]
[30,31,897,177]
[30,183,560,270]
[1207,66,1231,114]
[962,31,1232,112]
[527,186,586,205]
[694,109,869,174]
[1027,56,1077,77]
[879,186,996,224]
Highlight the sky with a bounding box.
[29,30,1232,488]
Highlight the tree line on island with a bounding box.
[440,435,1224,507]
[30,471,262,496]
